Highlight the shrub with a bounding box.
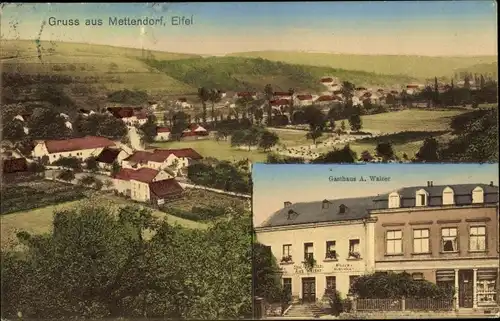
[325,288,344,316]
[57,169,75,182]
[53,157,82,170]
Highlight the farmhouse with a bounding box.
[112,167,182,204]
[122,148,202,174]
[371,181,500,310]
[273,92,293,100]
[234,92,257,99]
[295,94,314,107]
[255,197,377,302]
[109,107,148,126]
[153,148,203,169]
[31,136,117,163]
[315,95,335,106]
[95,147,131,170]
[155,127,171,141]
[182,124,209,139]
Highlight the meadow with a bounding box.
[228,51,498,79]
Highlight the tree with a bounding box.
[340,120,346,132]
[138,115,158,145]
[348,114,362,132]
[313,145,357,163]
[79,175,97,187]
[171,111,190,140]
[264,84,274,126]
[415,137,440,162]
[2,119,25,142]
[287,88,295,120]
[253,242,282,303]
[85,156,99,172]
[57,169,75,182]
[341,81,355,107]
[375,142,395,161]
[27,108,71,140]
[73,114,127,140]
[111,161,121,176]
[208,89,222,126]
[198,87,211,124]
[327,107,337,131]
[303,105,325,144]
[266,154,305,164]
[235,96,255,121]
[259,130,279,151]
[53,157,82,170]
[433,76,440,106]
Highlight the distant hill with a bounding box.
[226,51,498,79]
[143,56,415,92]
[2,40,417,97]
[454,62,498,78]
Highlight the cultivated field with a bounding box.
[152,139,269,162]
[228,51,498,79]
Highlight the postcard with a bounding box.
[0,1,498,320]
[252,163,499,318]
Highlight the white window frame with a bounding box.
[386,230,403,255]
[441,227,458,252]
[469,226,486,251]
[388,192,400,208]
[415,189,428,207]
[413,229,430,253]
[442,186,455,205]
[472,186,484,203]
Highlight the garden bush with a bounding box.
[325,288,344,316]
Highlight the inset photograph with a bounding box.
[252,163,499,319]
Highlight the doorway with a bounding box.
[459,270,474,308]
[302,277,316,303]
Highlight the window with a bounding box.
[476,269,498,305]
[283,278,292,295]
[339,204,346,214]
[322,200,330,209]
[326,276,336,290]
[349,275,359,293]
[442,187,454,205]
[304,243,314,260]
[472,186,484,204]
[348,239,361,258]
[469,226,486,251]
[282,244,292,262]
[388,192,400,208]
[413,229,430,253]
[326,241,336,259]
[415,189,428,206]
[386,230,403,255]
[412,272,424,281]
[441,227,458,252]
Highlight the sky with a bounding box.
[1,2,497,56]
[252,163,499,227]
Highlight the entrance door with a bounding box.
[302,277,316,303]
[459,270,474,308]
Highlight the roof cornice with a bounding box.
[255,217,377,233]
[370,203,498,214]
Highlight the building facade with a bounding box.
[255,197,377,302]
[370,181,499,309]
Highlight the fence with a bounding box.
[355,297,454,312]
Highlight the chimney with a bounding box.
[427,181,433,187]
[490,181,494,186]
[284,201,292,208]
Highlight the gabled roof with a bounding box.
[259,196,376,228]
[43,136,115,153]
[270,99,289,106]
[95,148,121,164]
[373,183,499,208]
[296,94,313,100]
[123,150,170,163]
[113,167,159,183]
[157,127,171,133]
[316,95,334,102]
[153,148,203,160]
[321,77,333,83]
[149,178,184,198]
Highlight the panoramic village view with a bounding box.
[0,1,498,320]
[253,164,499,319]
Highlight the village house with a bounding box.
[315,95,336,106]
[295,94,314,107]
[182,124,209,140]
[108,107,148,126]
[370,181,499,310]
[155,127,171,141]
[95,147,131,170]
[234,92,257,100]
[255,197,377,303]
[405,84,424,95]
[112,167,183,204]
[175,98,192,109]
[121,148,202,175]
[31,136,117,163]
[270,99,290,113]
[273,92,293,100]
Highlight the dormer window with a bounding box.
[322,200,330,209]
[415,189,428,207]
[287,209,298,220]
[472,186,484,204]
[339,204,347,214]
[388,192,400,208]
[442,187,454,205]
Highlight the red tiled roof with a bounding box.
[96,148,121,164]
[44,136,115,154]
[296,94,313,100]
[270,99,290,106]
[2,158,28,173]
[123,151,168,163]
[114,167,159,183]
[316,95,334,102]
[236,92,256,97]
[406,85,419,89]
[154,148,203,160]
[157,127,171,133]
[136,112,148,120]
[149,178,184,198]
[321,77,333,83]
[333,90,342,95]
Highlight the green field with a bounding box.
[334,109,468,133]
[228,51,498,79]
[152,139,269,162]
[0,194,207,249]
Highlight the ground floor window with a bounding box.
[283,278,292,295]
[477,269,497,306]
[326,276,336,291]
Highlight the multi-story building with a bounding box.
[255,197,378,303]
[370,181,499,309]
[32,136,117,163]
